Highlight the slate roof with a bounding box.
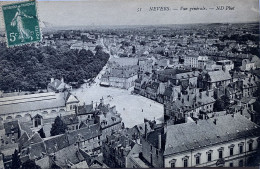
[17,132,30,149]
[146,128,166,150]
[163,87,173,97]
[175,71,200,79]
[4,120,19,135]
[66,124,101,145]
[44,134,70,154]
[54,145,85,168]
[99,111,122,129]
[102,67,138,79]
[61,114,79,125]
[78,104,94,115]
[207,70,231,82]
[166,90,215,112]
[163,114,260,156]
[109,58,138,66]
[0,93,67,115]
[29,142,47,160]
[22,133,43,149]
[48,79,71,91]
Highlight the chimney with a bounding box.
[51,78,54,83]
[206,89,209,96]
[61,77,64,83]
[213,119,217,125]
[158,132,162,150]
[144,123,148,140]
[100,97,104,105]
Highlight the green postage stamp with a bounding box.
[2,1,41,47]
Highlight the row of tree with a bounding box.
[0,44,109,92]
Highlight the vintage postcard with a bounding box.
[0,0,259,168]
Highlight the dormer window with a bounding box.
[169,159,176,168]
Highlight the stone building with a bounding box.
[141,114,260,167]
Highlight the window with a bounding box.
[169,159,176,168]
[184,159,188,167]
[34,117,41,127]
[196,156,200,165]
[229,163,233,167]
[230,147,233,156]
[171,162,175,168]
[239,160,243,167]
[249,143,253,151]
[219,150,223,159]
[240,145,243,154]
[156,149,159,156]
[208,153,212,162]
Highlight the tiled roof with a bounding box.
[164,114,260,156]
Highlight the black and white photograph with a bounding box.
[0,0,259,168]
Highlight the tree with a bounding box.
[50,116,67,136]
[11,149,21,169]
[213,95,230,111]
[21,160,41,169]
[38,128,46,138]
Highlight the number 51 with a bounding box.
[10,33,17,42]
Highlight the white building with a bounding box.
[141,114,260,168]
[198,56,209,69]
[0,92,79,122]
[215,60,234,71]
[184,55,199,68]
[163,114,260,167]
[240,59,256,71]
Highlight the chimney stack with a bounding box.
[51,78,54,83]
[213,119,217,125]
[144,123,147,140]
[100,97,104,106]
[61,77,64,83]
[158,132,162,150]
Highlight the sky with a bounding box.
[0,0,259,29]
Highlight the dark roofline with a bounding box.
[164,132,260,157]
